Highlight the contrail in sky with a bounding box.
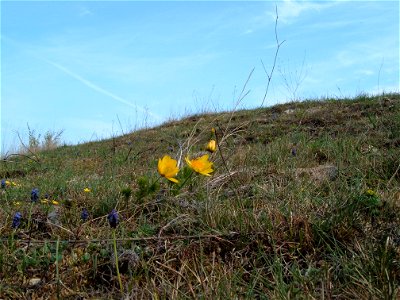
[1,35,160,120]
[42,58,161,120]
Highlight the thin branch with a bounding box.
[116,114,125,136]
[260,5,285,107]
[158,214,190,238]
[3,231,245,244]
[235,67,255,110]
[387,161,400,187]
[214,123,241,199]
[2,153,41,164]
[15,129,41,162]
[213,66,254,198]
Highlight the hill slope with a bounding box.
[1,93,399,299]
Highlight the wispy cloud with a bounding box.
[246,1,339,34]
[271,0,338,24]
[77,5,93,17]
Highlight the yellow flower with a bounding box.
[158,155,179,183]
[84,188,91,193]
[5,180,11,187]
[14,201,21,206]
[366,189,376,196]
[41,199,49,204]
[211,127,216,134]
[185,154,214,176]
[206,140,217,153]
[52,200,59,205]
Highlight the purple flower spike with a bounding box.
[31,188,39,202]
[12,212,22,229]
[81,208,89,221]
[107,209,119,229]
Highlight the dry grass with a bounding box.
[0,93,399,299]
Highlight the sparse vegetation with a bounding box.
[0,93,399,299]
[6,125,65,157]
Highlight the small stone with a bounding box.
[47,207,61,225]
[295,165,338,182]
[284,109,296,115]
[28,277,41,287]
[112,250,140,271]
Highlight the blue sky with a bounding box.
[1,0,399,155]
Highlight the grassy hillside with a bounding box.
[1,93,399,299]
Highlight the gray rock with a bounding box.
[47,207,61,226]
[295,164,338,182]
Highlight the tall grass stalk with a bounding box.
[26,202,34,232]
[56,236,60,300]
[113,229,124,294]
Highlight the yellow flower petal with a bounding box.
[167,177,179,183]
[366,189,376,196]
[158,155,179,183]
[185,154,214,176]
[206,140,216,153]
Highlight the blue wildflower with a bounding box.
[81,208,89,221]
[1,179,5,189]
[107,209,119,228]
[12,212,22,229]
[31,188,39,202]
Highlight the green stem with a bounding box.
[176,170,194,192]
[9,231,15,251]
[56,236,60,300]
[113,229,123,294]
[152,176,162,186]
[27,202,34,231]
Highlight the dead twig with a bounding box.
[260,5,285,107]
